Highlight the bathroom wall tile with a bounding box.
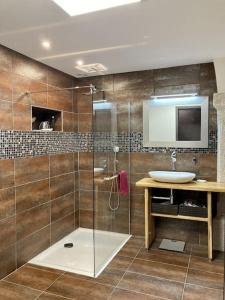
[50,153,74,177]
[0,159,14,189]
[0,216,16,249]
[12,73,47,106]
[154,83,200,96]
[0,100,13,130]
[48,89,73,112]
[16,203,50,241]
[74,153,78,171]
[0,187,15,220]
[0,70,12,101]
[79,171,93,190]
[47,68,73,88]
[17,226,50,267]
[63,112,74,132]
[15,156,49,185]
[200,63,216,83]
[0,245,16,280]
[13,102,31,131]
[153,64,200,87]
[50,173,74,199]
[114,70,153,91]
[13,53,47,83]
[73,113,78,132]
[0,46,12,72]
[77,92,92,113]
[79,190,93,211]
[51,192,74,222]
[16,179,50,213]
[78,113,92,132]
[79,152,93,170]
[51,213,74,244]
[79,210,93,229]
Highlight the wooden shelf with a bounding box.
[151,212,208,222]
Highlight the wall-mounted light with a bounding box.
[150,93,198,100]
[52,0,142,16]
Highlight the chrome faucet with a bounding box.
[171,151,176,171]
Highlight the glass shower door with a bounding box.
[93,92,131,277]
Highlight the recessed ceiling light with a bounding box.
[76,60,84,66]
[52,0,141,16]
[42,40,51,49]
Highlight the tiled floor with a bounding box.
[0,237,224,300]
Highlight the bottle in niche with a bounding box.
[51,116,55,130]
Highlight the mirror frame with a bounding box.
[143,96,209,148]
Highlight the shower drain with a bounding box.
[64,243,74,248]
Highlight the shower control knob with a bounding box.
[113,146,119,153]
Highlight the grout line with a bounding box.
[180,244,192,300]
[107,244,142,299]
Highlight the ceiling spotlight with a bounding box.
[76,60,84,66]
[42,40,51,49]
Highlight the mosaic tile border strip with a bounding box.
[0,130,216,160]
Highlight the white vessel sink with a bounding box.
[94,168,104,175]
[149,171,196,183]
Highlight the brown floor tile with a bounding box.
[137,248,190,268]
[27,264,64,275]
[110,288,163,300]
[47,274,113,299]
[0,280,41,300]
[189,256,224,274]
[186,268,224,290]
[182,284,223,300]
[118,271,184,300]
[107,255,133,271]
[5,265,60,291]
[118,237,143,258]
[128,258,187,282]
[37,292,72,300]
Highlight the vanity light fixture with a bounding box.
[52,0,141,16]
[150,93,198,100]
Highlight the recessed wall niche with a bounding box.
[32,106,62,131]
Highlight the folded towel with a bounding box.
[118,170,129,196]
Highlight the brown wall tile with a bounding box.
[48,89,73,112]
[15,156,49,185]
[0,245,16,279]
[0,70,12,101]
[51,192,74,222]
[0,100,13,130]
[0,46,12,72]
[50,153,74,177]
[51,213,74,244]
[0,216,16,249]
[17,226,50,267]
[13,103,31,131]
[16,179,50,213]
[0,159,14,189]
[50,173,74,199]
[0,187,15,220]
[16,203,50,241]
[79,171,93,190]
[78,113,92,132]
[63,112,74,132]
[79,152,93,170]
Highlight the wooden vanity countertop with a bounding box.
[136,178,225,193]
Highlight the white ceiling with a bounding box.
[0,0,225,77]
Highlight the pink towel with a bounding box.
[118,170,129,196]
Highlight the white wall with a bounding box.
[214,58,225,93]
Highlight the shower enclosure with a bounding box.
[30,85,131,277]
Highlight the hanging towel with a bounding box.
[118,170,129,196]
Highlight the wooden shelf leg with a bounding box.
[207,191,213,260]
[145,188,149,248]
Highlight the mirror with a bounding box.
[143,95,209,148]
